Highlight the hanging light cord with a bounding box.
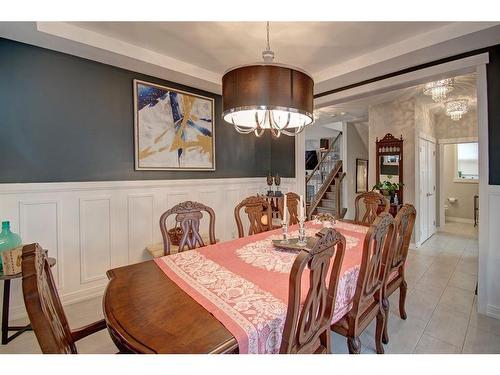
[266,21,271,50]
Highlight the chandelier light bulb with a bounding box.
[423,78,455,102]
[445,99,468,121]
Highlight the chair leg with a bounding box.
[375,309,385,354]
[347,336,361,354]
[399,281,408,320]
[382,297,389,344]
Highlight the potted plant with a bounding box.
[372,177,404,204]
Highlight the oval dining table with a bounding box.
[103,220,368,354]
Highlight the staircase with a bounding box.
[306,133,347,219]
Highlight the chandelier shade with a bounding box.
[222,63,314,137]
[423,78,454,102]
[445,99,468,121]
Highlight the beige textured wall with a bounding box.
[435,109,478,140]
[368,98,416,206]
[415,98,436,139]
[443,144,479,220]
[345,122,369,220]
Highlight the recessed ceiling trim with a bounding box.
[36,22,222,85]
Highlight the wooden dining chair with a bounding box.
[234,195,272,238]
[331,213,396,354]
[21,243,109,354]
[277,192,301,226]
[159,201,216,256]
[280,228,346,354]
[354,191,390,225]
[381,204,416,344]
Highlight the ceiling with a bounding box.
[1,21,498,94]
[314,72,478,125]
[71,22,451,77]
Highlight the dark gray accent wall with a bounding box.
[0,38,296,183]
[487,44,500,185]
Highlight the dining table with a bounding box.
[103,220,370,354]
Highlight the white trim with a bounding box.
[36,22,221,87]
[453,178,479,184]
[477,64,489,316]
[445,216,474,224]
[438,137,478,144]
[315,53,489,108]
[0,177,296,195]
[419,132,436,143]
[486,305,500,320]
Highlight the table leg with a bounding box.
[1,279,32,345]
[2,279,11,345]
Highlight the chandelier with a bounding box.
[445,99,468,121]
[222,22,314,137]
[423,78,455,102]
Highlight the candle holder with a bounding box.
[280,222,290,244]
[296,219,307,247]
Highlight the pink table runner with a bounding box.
[154,221,368,354]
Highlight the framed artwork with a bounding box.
[134,79,215,171]
[356,159,369,193]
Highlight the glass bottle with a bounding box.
[0,221,22,274]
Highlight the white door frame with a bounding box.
[308,52,491,316]
[437,137,479,230]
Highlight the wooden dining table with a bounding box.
[103,220,369,354]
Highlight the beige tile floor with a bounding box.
[1,222,499,354]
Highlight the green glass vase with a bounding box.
[0,221,22,274]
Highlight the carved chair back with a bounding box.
[159,201,216,255]
[277,192,300,225]
[22,243,77,353]
[354,191,390,225]
[280,228,346,354]
[234,196,272,238]
[350,213,395,316]
[388,204,416,274]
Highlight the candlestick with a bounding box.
[299,194,304,221]
[296,218,307,247]
[281,222,289,244]
[283,193,288,225]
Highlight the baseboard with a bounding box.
[445,216,474,224]
[486,304,500,320]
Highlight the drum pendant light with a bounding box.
[222,22,314,138]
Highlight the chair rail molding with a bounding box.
[0,177,297,320]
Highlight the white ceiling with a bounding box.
[0,21,499,94]
[70,22,451,76]
[314,72,478,125]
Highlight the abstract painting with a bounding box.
[134,79,215,170]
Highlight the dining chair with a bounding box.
[331,212,396,354]
[381,204,416,344]
[159,201,216,256]
[277,192,301,226]
[21,243,110,354]
[234,195,272,238]
[280,228,346,354]
[354,191,390,225]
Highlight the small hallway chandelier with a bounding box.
[423,78,455,102]
[222,22,314,137]
[445,99,469,121]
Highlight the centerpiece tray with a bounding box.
[271,237,317,251]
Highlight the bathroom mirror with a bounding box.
[375,133,404,204]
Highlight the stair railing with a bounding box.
[305,132,342,216]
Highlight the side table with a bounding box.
[0,256,56,344]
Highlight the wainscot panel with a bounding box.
[0,177,297,320]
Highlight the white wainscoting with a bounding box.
[0,177,297,320]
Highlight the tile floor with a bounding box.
[1,222,499,354]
